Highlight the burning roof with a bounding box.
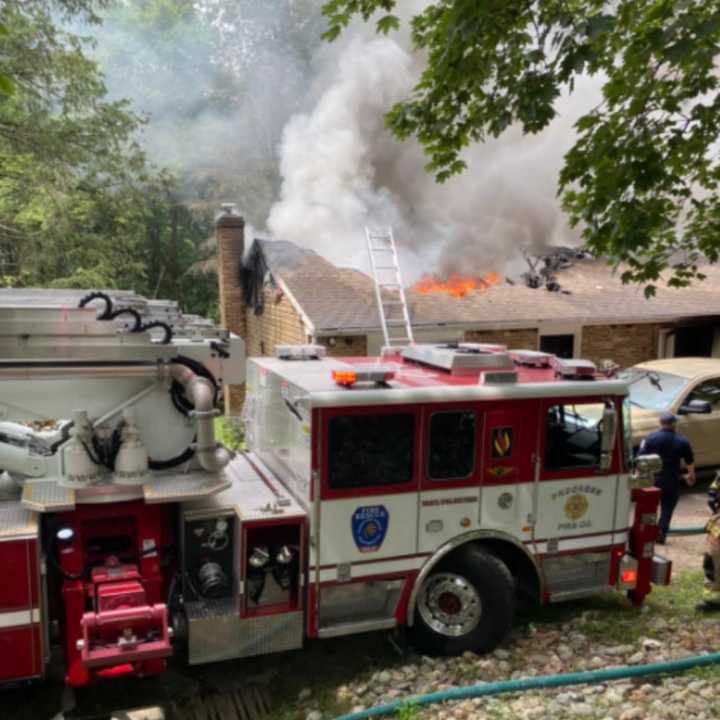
[241,238,720,333]
[411,272,501,298]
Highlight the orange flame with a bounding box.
[411,272,500,298]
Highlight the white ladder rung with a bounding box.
[365,225,414,349]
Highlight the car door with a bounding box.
[675,378,720,466]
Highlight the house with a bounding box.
[215,207,720,413]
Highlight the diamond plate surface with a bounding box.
[143,471,231,504]
[186,603,303,665]
[21,480,75,512]
[0,500,38,540]
[543,553,611,594]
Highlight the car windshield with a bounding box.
[618,368,689,411]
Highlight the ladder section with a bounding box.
[365,226,414,348]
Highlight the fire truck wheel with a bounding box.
[412,545,515,655]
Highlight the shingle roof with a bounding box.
[253,238,720,333]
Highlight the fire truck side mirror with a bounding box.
[600,405,617,470]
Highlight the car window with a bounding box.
[619,368,689,411]
[686,379,720,410]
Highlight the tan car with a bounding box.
[621,358,720,467]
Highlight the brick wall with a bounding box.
[581,324,663,367]
[318,335,368,357]
[216,208,246,414]
[464,328,539,349]
[245,284,307,357]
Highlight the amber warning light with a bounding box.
[332,367,395,387]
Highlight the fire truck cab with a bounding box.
[240,342,668,655]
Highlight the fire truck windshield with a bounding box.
[619,369,689,411]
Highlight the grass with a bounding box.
[514,568,707,648]
[214,415,245,450]
[395,701,419,720]
[687,664,720,681]
[261,569,712,719]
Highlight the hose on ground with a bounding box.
[668,526,706,535]
[336,652,720,720]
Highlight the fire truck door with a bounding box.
[477,403,536,538]
[316,406,421,581]
[530,398,621,551]
[418,405,482,553]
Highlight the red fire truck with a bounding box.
[0,291,667,691]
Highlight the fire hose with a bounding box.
[335,651,720,720]
[668,526,706,535]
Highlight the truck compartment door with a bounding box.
[0,502,43,683]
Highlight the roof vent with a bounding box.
[550,356,596,379]
[275,344,326,361]
[402,343,513,375]
[510,350,553,368]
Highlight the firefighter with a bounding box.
[639,412,696,544]
[697,474,720,612]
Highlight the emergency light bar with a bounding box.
[332,367,395,387]
[550,356,597,379]
[275,344,326,360]
[459,342,507,353]
[510,350,553,368]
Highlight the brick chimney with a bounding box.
[216,204,246,415]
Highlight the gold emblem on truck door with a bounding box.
[565,494,589,520]
[491,427,513,458]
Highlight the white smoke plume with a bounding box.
[268,19,604,281]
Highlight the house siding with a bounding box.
[245,285,307,358]
[464,328,539,349]
[580,324,664,368]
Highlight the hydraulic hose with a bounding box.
[336,652,720,720]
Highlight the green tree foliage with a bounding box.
[0,0,217,314]
[323,0,720,295]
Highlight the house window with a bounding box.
[328,413,414,489]
[545,403,605,471]
[540,334,575,359]
[428,411,476,480]
[674,326,713,357]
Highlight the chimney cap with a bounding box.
[216,203,244,228]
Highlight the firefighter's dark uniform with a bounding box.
[640,424,694,542]
[699,475,720,610]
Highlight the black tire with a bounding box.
[410,544,515,655]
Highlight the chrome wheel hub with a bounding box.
[417,572,482,637]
